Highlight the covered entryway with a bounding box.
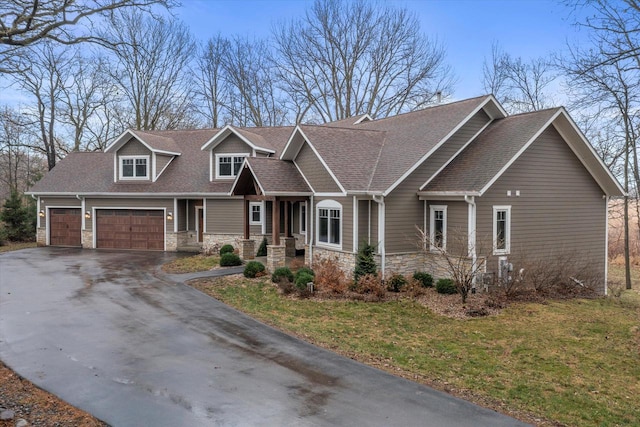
[49,208,81,247]
[96,209,165,250]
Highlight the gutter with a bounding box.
[372,195,385,276]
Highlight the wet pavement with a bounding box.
[0,248,529,426]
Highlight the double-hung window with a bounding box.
[429,205,447,251]
[216,154,247,179]
[317,200,341,248]
[493,206,511,255]
[249,202,262,225]
[120,156,149,179]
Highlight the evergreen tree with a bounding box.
[0,191,35,241]
[354,243,377,282]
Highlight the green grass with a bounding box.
[161,254,219,273]
[0,241,37,253]
[192,276,640,427]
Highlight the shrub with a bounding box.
[436,278,457,295]
[294,266,315,280]
[0,191,35,242]
[387,273,408,292]
[243,261,265,278]
[294,272,314,290]
[272,267,294,283]
[219,244,235,256]
[413,271,433,288]
[256,237,268,257]
[404,279,427,298]
[220,252,242,266]
[351,273,386,302]
[312,256,348,294]
[354,243,377,282]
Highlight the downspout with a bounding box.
[604,195,609,295]
[373,195,385,276]
[464,195,477,285]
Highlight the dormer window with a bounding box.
[216,153,247,179]
[120,155,149,180]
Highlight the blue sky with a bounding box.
[177,0,589,100]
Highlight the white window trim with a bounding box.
[299,201,307,235]
[316,199,342,250]
[119,155,150,180]
[429,205,447,251]
[215,152,249,180]
[249,201,263,225]
[493,205,511,255]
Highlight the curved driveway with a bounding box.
[0,248,529,426]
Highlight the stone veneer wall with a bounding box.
[81,230,92,249]
[307,246,357,274]
[204,233,304,257]
[166,232,178,251]
[36,227,46,246]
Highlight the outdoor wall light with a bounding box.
[85,211,91,219]
[38,210,45,218]
[167,212,173,221]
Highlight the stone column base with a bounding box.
[283,237,296,257]
[267,245,286,272]
[239,239,256,260]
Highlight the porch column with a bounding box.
[272,198,280,245]
[244,198,250,239]
[284,200,290,237]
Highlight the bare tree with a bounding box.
[272,0,453,122]
[482,42,556,114]
[194,35,231,128]
[102,10,198,130]
[223,36,288,127]
[0,0,174,73]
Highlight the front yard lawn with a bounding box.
[191,275,640,427]
[161,254,219,273]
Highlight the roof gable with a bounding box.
[231,157,312,196]
[200,125,275,154]
[105,129,181,155]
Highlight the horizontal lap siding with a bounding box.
[476,125,606,284]
[86,198,173,233]
[216,135,250,153]
[385,110,490,253]
[295,143,341,193]
[427,201,468,254]
[358,200,370,247]
[207,198,243,234]
[41,197,81,208]
[155,154,173,178]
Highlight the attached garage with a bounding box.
[96,209,165,250]
[49,208,82,247]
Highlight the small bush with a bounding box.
[243,261,265,278]
[220,252,242,267]
[256,237,268,257]
[294,267,315,279]
[295,272,314,290]
[413,271,433,288]
[272,267,294,283]
[436,278,457,294]
[220,244,235,256]
[387,273,408,292]
[354,243,377,282]
[404,279,427,298]
[351,273,386,301]
[313,256,348,294]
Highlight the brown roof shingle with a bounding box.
[244,157,311,194]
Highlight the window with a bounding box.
[249,202,262,225]
[300,202,306,234]
[120,156,148,179]
[216,154,247,179]
[316,200,341,248]
[493,206,511,255]
[429,205,447,251]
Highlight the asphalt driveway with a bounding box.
[0,248,529,426]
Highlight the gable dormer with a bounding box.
[201,125,276,181]
[105,130,181,183]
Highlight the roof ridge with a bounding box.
[501,107,561,119]
[299,123,386,134]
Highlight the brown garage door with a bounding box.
[96,210,165,250]
[50,208,82,247]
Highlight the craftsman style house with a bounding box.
[28,95,624,293]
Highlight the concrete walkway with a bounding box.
[0,248,529,426]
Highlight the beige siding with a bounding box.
[86,198,173,232]
[357,200,369,246]
[385,110,490,253]
[295,143,342,193]
[476,125,607,290]
[41,197,81,208]
[119,138,150,156]
[206,198,244,234]
[312,196,353,253]
[215,135,251,154]
[177,199,187,231]
[155,154,173,178]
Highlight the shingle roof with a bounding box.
[423,108,560,193]
[130,130,182,154]
[244,157,312,194]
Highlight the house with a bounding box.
[27,95,624,293]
